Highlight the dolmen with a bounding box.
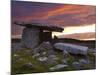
[14,22,64,49]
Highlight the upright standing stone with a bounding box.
[21,27,40,49]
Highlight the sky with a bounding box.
[11,1,96,40]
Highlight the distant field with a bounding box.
[52,38,96,48]
[12,38,96,48]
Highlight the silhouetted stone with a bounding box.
[15,22,64,32]
[14,22,64,49]
[21,27,40,49]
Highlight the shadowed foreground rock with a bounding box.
[72,62,82,69]
[31,42,58,65]
[79,59,90,65]
[32,42,55,55]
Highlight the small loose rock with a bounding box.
[79,59,90,65]
[72,62,82,69]
[49,64,68,71]
[37,57,48,62]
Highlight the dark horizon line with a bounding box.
[11,37,96,41]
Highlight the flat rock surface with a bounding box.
[54,43,88,55]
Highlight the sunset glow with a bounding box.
[12,1,96,40]
[52,24,95,36]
